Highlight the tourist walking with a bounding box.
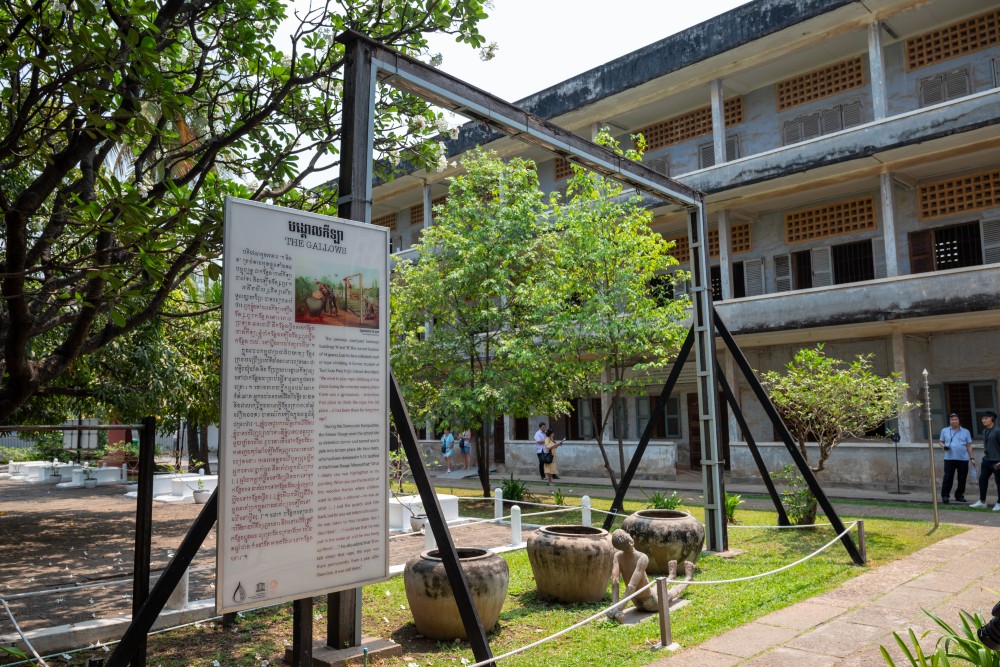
[970,411,1000,510]
[534,422,547,481]
[543,429,563,485]
[940,412,975,503]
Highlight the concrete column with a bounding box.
[710,79,726,165]
[718,210,732,300]
[891,332,913,444]
[422,182,433,229]
[880,171,900,277]
[868,22,888,120]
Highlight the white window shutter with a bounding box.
[920,75,944,106]
[842,100,863,128]
[982,218,1000,265]
[725,135,740,161]
[744,257,765,296]
[821,106,842,133]
[774,254,792,292]
[945,69,971,100]
[698,142,715,169]
[872,237,887,278]
[801,113,821,140]
[812,247,833,287]
[783,120,801,145]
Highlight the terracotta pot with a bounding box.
[305,296,325,316]
[403,548,508,640]
[526,525,613,603]
[621,509,705,574]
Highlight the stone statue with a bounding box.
[607,528,694,623]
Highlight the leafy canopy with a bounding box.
[0,0,489,422]
[761,344,913,473]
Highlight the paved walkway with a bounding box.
[428,468,1000,665]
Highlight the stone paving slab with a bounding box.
[642,525,1000,666]
[698,622,801,658]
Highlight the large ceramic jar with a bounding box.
[621,509,705,574]
[403,548,509,640]
[526,525,613,603]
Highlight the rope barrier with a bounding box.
[1,566,213,601]
[464,576,664,667]
[0,595,49,666]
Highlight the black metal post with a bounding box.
[603,328,694,530]
[324,29,378,652]
[390,371,494,665]
[715,362,790,525]
[107,491,218,667]
[291,598,314,666]
[129,416,156,666]
[713,313,864,565]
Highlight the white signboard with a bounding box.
[217,197,389,614]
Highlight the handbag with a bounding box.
[542,451,554,464]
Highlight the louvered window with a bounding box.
[908,220,1000,272]
[919,69,971,107]
[782,101,863,146]
[698,136,740,169]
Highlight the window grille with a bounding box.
[409,203,423,227]
[372,213,397,231]
[784,197,876,243]
[831,240,875,284]
[668,234,689,263]
[553,157,574,181]
[918,69,971,106]
[730,222,752,255]
[636,97,743,152]
[906,8,1000,71]
[776,57,865,111]
[918,168,1000,219]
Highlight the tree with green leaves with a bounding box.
[390,150,570,496]
[0,0,490,422]
[761,344,914,474]
[548,133,688,493]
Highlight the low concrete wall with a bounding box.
[730,441,960,491]
[504,440,676,480]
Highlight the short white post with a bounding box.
[120,465,126,480]
[511,505,522,546]
[494,488,503,521]
[158,568,190,611]
[424,524,436,551]
[581,495,592,527]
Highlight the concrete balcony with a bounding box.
[714,263,1000,343]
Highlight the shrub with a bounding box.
[773,464,818,525]
[881,608,1000,666]
[642,488,681,510]
[501,474,529,502]
[552,487,566,506]
[725,492,744,524]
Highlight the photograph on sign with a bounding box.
[217,197,389,614]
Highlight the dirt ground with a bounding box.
[0,478,512,635]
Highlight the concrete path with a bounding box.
[645,524,1000,666]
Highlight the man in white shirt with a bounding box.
[940,412,975,504]
[534,422,547,481]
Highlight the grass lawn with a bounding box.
[50,492,963,667]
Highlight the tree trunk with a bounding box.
[199,423,211,475]
[591,410,619,494]
[477,421,490,497]
[186,420,199,472]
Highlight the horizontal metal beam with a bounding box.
[336,30,703,209]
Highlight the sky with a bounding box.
[424,0,751,104]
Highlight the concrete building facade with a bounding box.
[371,0,1000,490]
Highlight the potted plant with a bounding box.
[389,448,426,531]
[46,458,63,483]
[82,463,98,488]
[192,478,212,504]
